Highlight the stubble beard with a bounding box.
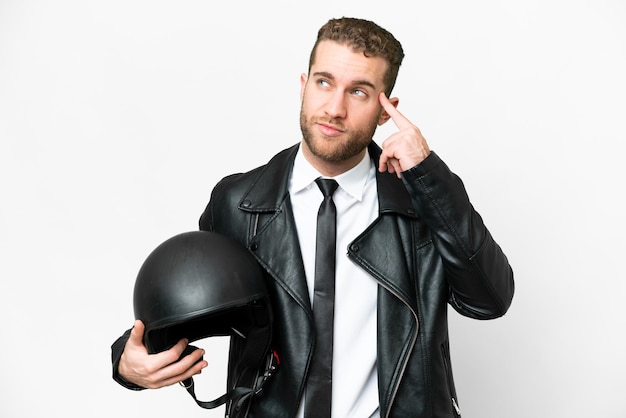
[299,108,378,163]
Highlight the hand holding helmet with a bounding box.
[118,319,207,389]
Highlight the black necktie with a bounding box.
[305,178,339,418]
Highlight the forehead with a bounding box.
[311,40,388,88]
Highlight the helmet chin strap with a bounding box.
[180,349,279,410]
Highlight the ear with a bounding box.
[300,73,308,101]
[378,96,399,126]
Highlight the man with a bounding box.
[112,17,514,417]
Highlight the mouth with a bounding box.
[316,122,345,137]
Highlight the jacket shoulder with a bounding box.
[199,144,298,231]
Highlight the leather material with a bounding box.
[196,142,514,418]
[111,141,514,418]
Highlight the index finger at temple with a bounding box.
[379,92,412,129]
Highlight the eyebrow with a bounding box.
[312,71,377,90]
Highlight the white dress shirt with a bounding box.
[289,146,380,418]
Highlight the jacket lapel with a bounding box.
[237,144,312,311]
[351,143,421,307]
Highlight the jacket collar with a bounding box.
[238,141,418,218]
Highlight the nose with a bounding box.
[324,90,347,119]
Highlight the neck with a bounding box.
[300,141,368,177]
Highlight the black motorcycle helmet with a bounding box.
[133,230,276,410]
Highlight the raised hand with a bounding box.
[378,92,431,178]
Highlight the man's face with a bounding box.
[299,41,391,175]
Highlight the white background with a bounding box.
[1,1,625,417]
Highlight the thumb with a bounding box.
[128,319,146,347]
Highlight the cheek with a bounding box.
[355,107,383,127]
[301,93,321,116]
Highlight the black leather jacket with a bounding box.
[196,142,514,418]
[111,142,513,417]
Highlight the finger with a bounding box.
[159,358,208,388]
[378,152,389,172]
[380,154,402,176]
[390,159,403,178]
[379,92,412,129]
[128,320,145,346]
[156,347,207,386]
[158,337,211,371]
[136,340,197,386]
[378,151,398,174]
[176,346,206,369]
[378,136,396,173]
[169,337,190,358]
[378,156,398,175]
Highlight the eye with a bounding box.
[317,79,330,88]
[351,87,371,99]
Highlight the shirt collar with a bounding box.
[290,144,373,202]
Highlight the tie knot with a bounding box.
[315,178,339,198]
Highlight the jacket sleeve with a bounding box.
[402,151,514,319]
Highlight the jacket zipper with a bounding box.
[441,343,461,416]
[373,278,419,418]
[452,397,461,415]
